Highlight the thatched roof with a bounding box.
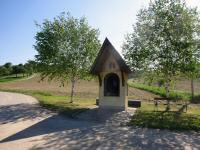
[90,38,131,75]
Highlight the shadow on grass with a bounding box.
[191,95,200,104]
[129,111,200,131]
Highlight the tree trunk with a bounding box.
[70,77,76,103]
[191,77,194,100]
[165,82,170,111]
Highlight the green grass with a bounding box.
[0,89,96,117]
[140,102,200,115]
[129,110,200,131]
[129,102,200,131]
[128,81,200,131]
[0,74,27,83]
[128,82,194,101]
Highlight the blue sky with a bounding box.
[0,0,199,65]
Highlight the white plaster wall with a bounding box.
[98,55,128,110]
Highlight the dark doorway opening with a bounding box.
[104,73,119,96]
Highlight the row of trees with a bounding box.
[0,61,36,77]
[122,0,200,104]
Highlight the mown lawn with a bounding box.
[0,74,27,83]
[129,102,200,131]
[130,110,200,131]
[0,89,96,117]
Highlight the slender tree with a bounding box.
[24,60,36,76]
[3,62,12,75]
[184,62,200,100]
[34,13,100,103]
[123,0,200,108]
[0,66,8,76]
[12,65,21,77]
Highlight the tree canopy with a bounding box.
[34,12,101,102]
[123,0,200,99]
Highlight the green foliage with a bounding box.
[0,61,36,77]
[0,62,13,76]
[12,65,21,77]
[34,12,101,102]
[129,110,200,131]
[0,66,9,76]
[123,0,200,97]
[24,60,36,76]
[3,62,13,75]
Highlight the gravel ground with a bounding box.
[0,91,200,150]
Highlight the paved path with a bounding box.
[0,91,200,150]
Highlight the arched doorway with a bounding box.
[104,73,120,96]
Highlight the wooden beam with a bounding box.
[98,75,102,86]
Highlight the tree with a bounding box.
[12,65,21,77]
[24,60,36,76]
[3,62,12,75]
[34,13,100,103]
[0,66,9,76]
[184,62,200,100]
[123,0,200,107]
[18,64,26,77]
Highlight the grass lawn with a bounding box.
[129,102,200,131]
[0,74,28,83]
[0,89,96,117]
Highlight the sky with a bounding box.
[0,0,200,65]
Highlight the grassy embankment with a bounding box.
[128,81,200,131]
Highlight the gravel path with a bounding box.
[0,91,200,150]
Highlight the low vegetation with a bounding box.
[128,81,198,102]
[129,101,200,131]
[128,81,200,131]
[0,89,95,117]
[130,110,200,131]
[0,74,27,83]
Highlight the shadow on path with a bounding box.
[0,114,96,143]
[0,104,51,124]
[29,125,200,150]
[1,103,200,150]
